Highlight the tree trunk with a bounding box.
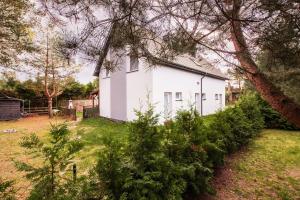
[48,98,53,118]
[51,164,55,196]
[230,2,300,128]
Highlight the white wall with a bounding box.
[152,66,225,123]
[202,76,226,115]
[99,69,111,118]
[99,50,153,121]
[126,58,153,121]
[152,66,204,123]
[99,51,225,122]
[110,53,127,121]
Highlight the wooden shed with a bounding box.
[0,93,22,120]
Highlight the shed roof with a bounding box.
[0,93,23,101]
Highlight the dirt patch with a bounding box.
[198,151,247,200]
[288,168,300,179]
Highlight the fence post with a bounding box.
[73,164,77,182]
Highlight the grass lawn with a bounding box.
[204,129,300,200]
[0,116,67,199]
[75,117,129,172]
[1,116,299,200]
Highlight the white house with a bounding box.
[93,47,228,123]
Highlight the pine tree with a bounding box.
[15,123,83,199]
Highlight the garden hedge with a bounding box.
[94,93,265,199]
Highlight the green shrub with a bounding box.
[95,136,128,200]
[0,178,15,200]
[208,106,253,153]
[16,123,84,200]
[95,107,187,200]
[124,108,187,200]
[208,92,265,154]
[94,101,264,199]
[165,109,222,195]
[256,94,299,130]
[237,92,264,134]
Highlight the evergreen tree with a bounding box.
[15,123,83,200]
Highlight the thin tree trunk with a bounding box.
[51,164,55,196]
[48,98,53,118]
[230,1,300,128]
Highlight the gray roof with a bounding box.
[154,54,228,80]
[94,51,228,80]
[93,30,228,80]
[0,93,23,101]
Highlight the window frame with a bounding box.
[164,92,172,119]
[175,92,182,101]
[215,94,219,100]
[201,93,206,100]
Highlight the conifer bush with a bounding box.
[165,109,222,195]
[208,92,264,154]
[237,92,264,134]
[16,123,84,200]
[255,93,299,130]
[209,107,253,153]
[94,94,265,199]
[95,107,187,200]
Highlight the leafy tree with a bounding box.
[60,80,86,100]
[40,0,300,127]
[0,0,33,67]
[15,123,83,200]
[15,81,37,100]
[26,25,79,118]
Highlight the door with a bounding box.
[219,94,223,109]
[164,92,172,119]
[195,93,201,113]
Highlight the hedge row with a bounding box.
[94,92,265,199]
[255,94,299,130]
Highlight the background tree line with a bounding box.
[0,72,98,105]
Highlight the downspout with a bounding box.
[200,73,207,116]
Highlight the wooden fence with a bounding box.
[83,106,99,119]
[23,106,76,121]
[24,107,57,115]
[60,107,77,121]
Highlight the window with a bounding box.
[175,92,182,101]
[215,94,219,100]
[195,93,200,113]
[130,54,139,72]
[164,92,172,118]
[202,93,206,100]
[219,94,223,109]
